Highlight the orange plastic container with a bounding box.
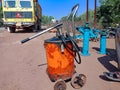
[44,37,76,81]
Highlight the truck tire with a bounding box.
[34,19,41,32]
[33,24,39,32]
[7,27,15,33]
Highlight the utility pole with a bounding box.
[94,0,97,27]
[86,0,89,22]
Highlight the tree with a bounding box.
[61,10,94,23]
[80,9,94,22]
[111,0,120,24]
[0,5,3,26]
[97,0,120,28]
[61,16,67,21]
[61,15,81,22]
[41,15,54,25]
[97,4,113,28]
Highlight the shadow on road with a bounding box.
[98,54,118,72]
[93,47,118,72]
[16,29,33,33]
[15,28,45,33]
[38,63,47,67]
[93,47,120,81]
[99,75,118,82]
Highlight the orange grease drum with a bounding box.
[44,37,76,81]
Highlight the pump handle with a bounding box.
[66,4,79,38]
[67,4,79,20]
[71,4,79,18]
[21,23,63,44]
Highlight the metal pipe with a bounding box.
[21,23,63,44]
[82,28,90,56]
[71,4,79,39]
[66,4,79,38]
[86,0,89,22]
[99,31,107,54]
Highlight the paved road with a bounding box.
[0,27,5,33]
[0,29,119,90]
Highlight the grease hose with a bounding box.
[66,33,81,64]
[58,35,75,52]
[58,33,81,64]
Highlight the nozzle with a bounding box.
[21,38,30,44]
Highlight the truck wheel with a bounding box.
[33,24,39,32]
[7,27,15,33]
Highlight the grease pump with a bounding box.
[21,4,86,90]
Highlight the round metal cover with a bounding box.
[54,79,66,90]
[71,73,86,89]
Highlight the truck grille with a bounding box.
[4,12,32,18]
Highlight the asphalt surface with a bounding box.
[0,28,120,90]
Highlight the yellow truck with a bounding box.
[2,0,42,33]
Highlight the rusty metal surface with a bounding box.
[45,40,75,81]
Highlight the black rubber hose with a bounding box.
[57,33,81,64]
[58,35,76,52]
[21,38,30,44]
[66,33,81,64]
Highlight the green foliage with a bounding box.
[80,9,94,22]
[111,0,120,24]
[61,9,94,23]
[97,0,120,28]
[61,16,67,21]
[0,6,2,18]
[41,15,54,25]
[0,5,3,26]
[61,15,81,22]
[99,0,108,5]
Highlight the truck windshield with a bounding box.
[4,0,16,8]
[20,0,32,8]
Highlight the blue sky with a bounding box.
[38,0,100,20]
